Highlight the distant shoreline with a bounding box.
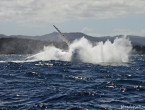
[0,37,144,54]
[0,38,67,54]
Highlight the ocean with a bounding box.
[0,54,145,110]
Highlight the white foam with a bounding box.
[27,36,132,64]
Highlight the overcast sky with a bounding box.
[0,0,145,37]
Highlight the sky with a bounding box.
[0,0,145,37]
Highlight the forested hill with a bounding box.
[1,32,145,46]
[0,37,144,54]
[0,38,67,54]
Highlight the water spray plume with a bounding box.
[27,36,132,64]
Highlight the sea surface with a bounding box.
[0,54,145,110]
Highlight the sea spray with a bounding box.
[27,36,132,64]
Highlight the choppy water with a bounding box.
[0,55,145,110]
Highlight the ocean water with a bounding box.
[0,54,145,110]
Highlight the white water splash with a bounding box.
[26,36,132,64]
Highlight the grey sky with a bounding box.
[0,0,145,36]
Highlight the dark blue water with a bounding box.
[0,55,145,110]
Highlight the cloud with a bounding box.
[81,27,101,37]
[111,29,145,36]
[81,27,93,33]
[0,0,145,25]
[81,28,145,37]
